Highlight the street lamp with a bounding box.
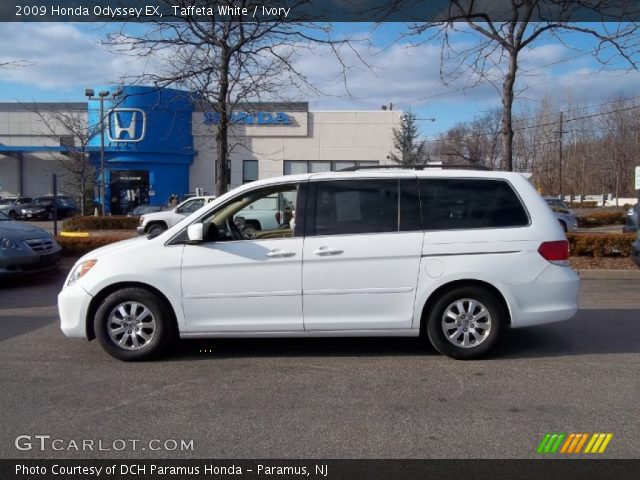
[85,88,122,216]
[400,114,436,122]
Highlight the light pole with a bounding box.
[400,115,436,123]
[85,88,122,216]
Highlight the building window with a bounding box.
[284,161,378,175]
[243,160,258,184]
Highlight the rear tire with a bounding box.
[94,288,175,361]
[426,286,504,360]
[8,210,16,220]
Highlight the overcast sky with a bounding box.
[1,22,639,136]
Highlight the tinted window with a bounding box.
[420,179,528,230]
[309,179,421,236]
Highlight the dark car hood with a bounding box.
[0,221,50,240]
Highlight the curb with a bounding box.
[60,231,89,237]
[578,269,640,279]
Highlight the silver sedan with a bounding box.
[0,211,61,275]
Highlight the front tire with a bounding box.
[146,223,167,236]
[94,288,175,361]
[426,286,505,360]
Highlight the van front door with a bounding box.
[181,183,303,333]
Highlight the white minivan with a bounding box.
[58,168,579,361]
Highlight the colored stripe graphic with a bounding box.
[537,433,565,453]
[585,433,613,454]
[540,433,613,454]
[574,433,589,453]
[560,433,588,453]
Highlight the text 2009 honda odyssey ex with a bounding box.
[58,168,579,361]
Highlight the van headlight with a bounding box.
[67,259,97,286]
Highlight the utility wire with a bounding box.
[423,103,640,143]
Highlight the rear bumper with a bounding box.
[502,265,579,328]
[58,283,93,338]
[136,226,145,235]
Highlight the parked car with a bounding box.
[128,204,167,217]
[622,204,638,233]
[543,197,575,215]
[24,195,77,219]
[632,231,640,266]
[137,196,217,236]
[59,167,579,361]
[0,196,33,220]
[21,195,77,220]
[0,210,61,274]
[544,197,578,232]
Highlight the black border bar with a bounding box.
[2,459,640,480]
[4,1,640,22]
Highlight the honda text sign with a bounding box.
[203,111,291,125]
[108,108,147,143]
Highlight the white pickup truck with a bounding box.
[137,192,294,236]
[137,196,217,236]
[235,194,293,232]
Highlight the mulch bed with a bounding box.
[569,257,639,270]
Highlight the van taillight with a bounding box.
[538,240,570,264]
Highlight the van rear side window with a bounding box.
[419,179,529,230]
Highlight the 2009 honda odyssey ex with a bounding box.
[58,167,579,361]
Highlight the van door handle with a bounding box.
[313,247,344,256]
[266,249,296,258]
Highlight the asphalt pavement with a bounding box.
[0,267,638,459]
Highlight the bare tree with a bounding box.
[432,109,501,168]
[437,92,640,198]
[28,105,100,215]
[105,0,364,195]
[397,0,639,171]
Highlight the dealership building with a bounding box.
[0,86,399,214]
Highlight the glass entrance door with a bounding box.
[109,170,150,215]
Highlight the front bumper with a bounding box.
[22,211,47,220]
[503,265,580,328]
[565,217,578,232]
[136,226,145,235]
[0,248,61,274]
[58,282,93,338]
[632,238,640,266]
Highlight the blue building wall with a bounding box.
[88,86,195,212]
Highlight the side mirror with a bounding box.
[234,216,246,230]
[187,223,203,243]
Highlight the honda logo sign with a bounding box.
[107,108,147,143]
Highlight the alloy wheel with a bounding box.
[107,301,157,350]
[441,298,492,349]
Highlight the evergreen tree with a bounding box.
[389,110,428,165]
